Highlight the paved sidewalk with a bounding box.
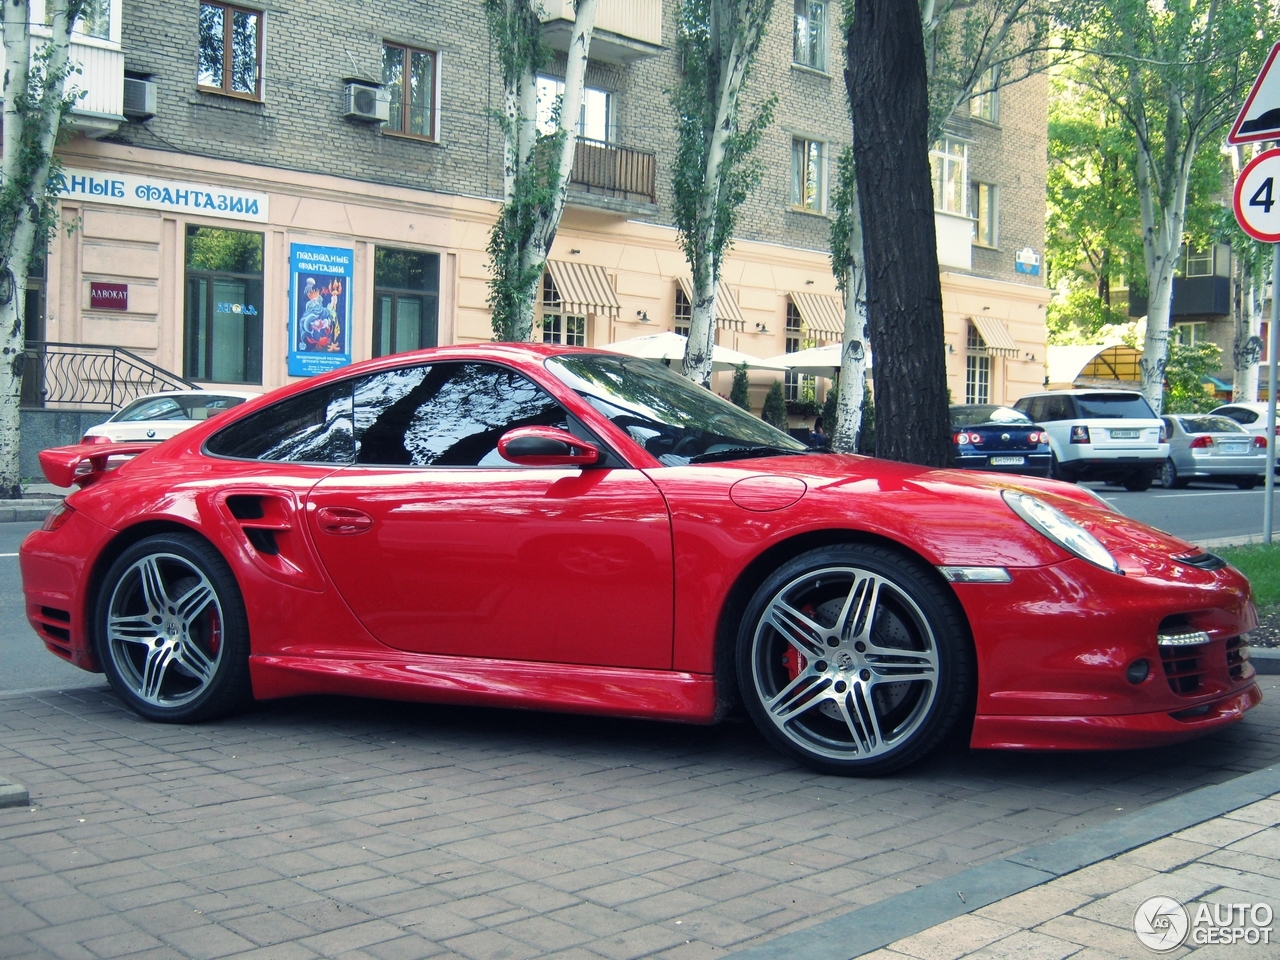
[858,792,1280,959]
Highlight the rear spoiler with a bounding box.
[38,442,157,489]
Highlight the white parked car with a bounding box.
[1210,401,1279,443]
[82,390,260,444]
[1012,389,1168,490]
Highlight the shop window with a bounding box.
[198,2,262,99]
[536,76,613,142]
[965,323,990,404]
[184,226,263,384]
[930,138,967,215]
[785,301,803,401]
[541,274,586,346]
[674,286,691,337]
[793,0,827,71]
[970,182,998,247]
[383,42,438,139]
[970,66,1000,122]
[374,247,439,358]
[791,138,826,213]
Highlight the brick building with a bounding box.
[24,0,1049,412]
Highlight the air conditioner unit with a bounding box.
[123,77,156,121]
[344,81,389,123]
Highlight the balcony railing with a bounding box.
[571,139,657,205]
[20,342,197,411]
[540,0,662,63]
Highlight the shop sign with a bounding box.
[57,168,269,223]
[90,282,128,310]
[288,243,353,377]
[1015,246,1042,275]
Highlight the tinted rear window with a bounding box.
[206,383,355,463]
[950,405,1030,427]
[1074,393,1156,419]
[1178,416,1246,435]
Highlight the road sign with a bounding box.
[1229,41,1280,145]
[1234,148,1280,241]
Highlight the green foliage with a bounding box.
[821,382,839,434]
[1046,286,1131,345]
[829,146,857,292]
[1161,341,1221,414]
[670,0,776,288]
[1216,543,1280,610]
[185,228,263,272]
[857,390,875,456]
[729,362,751,410]
[761,380,788,430]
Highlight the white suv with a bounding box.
[1013,390,1168,491]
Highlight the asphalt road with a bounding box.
[1,484,1276,696]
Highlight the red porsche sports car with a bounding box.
[20,344,1261,775]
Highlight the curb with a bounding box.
[724,764,1280,960]
[0,499,60,523]
[1250,647,1280,675]
[0,777,29,808]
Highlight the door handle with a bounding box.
[316,506,374,536]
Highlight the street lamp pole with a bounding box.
[1265,244,1279,543]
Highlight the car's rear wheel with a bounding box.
[95,533,252,723]
[1161,459,1188,489]
[736,544,974,776]
[1124,469,1154,492]
[1237,476,1258,490]
[1050,453,1074,482]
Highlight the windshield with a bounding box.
[1075,393,1157,420]
[950,405,1030,427]
[1178,416,1246,435]
[545,354,807,466]
[115,394,247,422]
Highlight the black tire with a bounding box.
[1161,459,1188,489]
[735,543,975,776]
[94,533,252,723]
[1124,470,1154,492]
[1050,453,1075,483]
[1237,476,1258,490]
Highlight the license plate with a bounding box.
[1110,429,1140,439]
[990,456,1025,466]
[1221,444,1247,454]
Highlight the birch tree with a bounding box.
[1,0,84,498]
[485,0,599,342]
[672,0,776,387]
[1058,0,1276,412]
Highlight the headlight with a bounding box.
[1077,485,1120,514]
[1001,490,1121,574]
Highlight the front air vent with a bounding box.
[1174,552,1227,570]
[1226,636,1249,681]
[1161,646,1204,695]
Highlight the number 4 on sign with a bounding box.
[1234,149,1280,242]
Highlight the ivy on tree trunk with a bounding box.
[484,0,599,343]
[0,0,84,499]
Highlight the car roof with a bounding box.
[123,389,263,401]
[1018,389,1142,397]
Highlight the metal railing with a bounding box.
[571,138,657,205]
[20,342,197,411]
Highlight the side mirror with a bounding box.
[498,426,601,467]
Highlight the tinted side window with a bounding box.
[206,382,354,462]
[1039,397,1074,421]
[1075,393,1156,419]
[1219,407,1257,425]
[354,362,568,466]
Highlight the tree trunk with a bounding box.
[831,162,868,455]
[848,0,950,467]
[1233,277,1261,402]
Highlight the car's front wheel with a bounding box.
[1161,459,1188,489]
[95,533,252,723]
[736,544,974,776]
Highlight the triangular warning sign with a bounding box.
[1230,41,1280,145]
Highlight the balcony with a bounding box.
[1127,276,1232,319]
[541,0,663,65]
[569,139,658,215]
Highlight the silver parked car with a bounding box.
[1159,414,1267,489]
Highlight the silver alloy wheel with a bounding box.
[749,565,940,762]
[105,553,224,708]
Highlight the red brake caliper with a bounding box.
[781,604,816,680]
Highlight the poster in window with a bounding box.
[288,243,353,377]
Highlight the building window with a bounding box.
[541,274,586,346]
[970,181,997,247]
[970,66,1000,122]
[198,2,262,99]
[785,301,804,401]
[965,323,990,404]
[793,0,827,71]
[1181,247,1214,277]
[185,226,263,384]
[931,138,967,215]
[383,42,438,139]
[791,138,826,213]
[536,76,612,142]
[1173,322,1209,346]
[374,248,440,358]
[675,286,691,337]
[47,0,111,39]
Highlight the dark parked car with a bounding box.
[950,405,1052,477]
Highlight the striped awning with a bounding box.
[788,292,844,338]
[545,261,620,318]
[970,315,1019,357]
[676,277,745,327]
